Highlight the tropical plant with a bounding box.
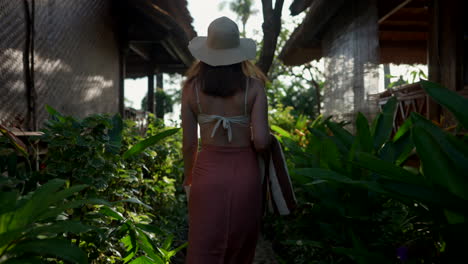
[0,107,187,264]
[266,81,468,263]
[0,179,91,263]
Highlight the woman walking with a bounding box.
[181,16,270,264]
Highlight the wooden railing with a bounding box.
[373,83,468,133]
[124,107,149,134]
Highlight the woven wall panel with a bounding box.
[321,0,380,126]
[0,0,28,127]
[0,0,119,130]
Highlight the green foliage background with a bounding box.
[264,81,468,264]
[0,110,187,264]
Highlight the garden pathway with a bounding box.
[174,234,278,263]
[253,234,279,264]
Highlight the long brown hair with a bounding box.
[183,60,268,97]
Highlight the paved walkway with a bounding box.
[253,234,279,264]
[174,234,279,263]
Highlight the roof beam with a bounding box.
[379,0,413,24]
[129,44,151,61]
[382,7,429,22]
[379,23,428,32]
[165,36,193,67]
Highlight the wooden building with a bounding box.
[0,0,195,131]
[279,0,467,124]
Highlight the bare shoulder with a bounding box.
[182,78,197,103]
[182,78,199,114]
[182,79,194,96]
[248,77,266,96]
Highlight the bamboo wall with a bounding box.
[0,0,119,130]
[321,0,380,124]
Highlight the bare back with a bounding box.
[182,77,270,150]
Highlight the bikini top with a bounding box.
[195,79,251,143]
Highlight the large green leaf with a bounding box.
[3,256,45,264]
[293,168,386,194]
[380,180,468,215]
[135,224,163,235]
[5,179,66,230]
[37,184,87,214]
[319,138,342,172]
[295,168,468,215]
[0,222,91,251]
[0,124,28,157]
[378,133,414,166]
[136,230,164,264]
[0,228,27,250]
[353,152,422,185]
[123,128,180,159]
[326,121,354,150]
[36,199,88,220]
[355,113,373,153]
[332,231,392,264]
[392,131,414,166]
[271,125,292,138]
[129,256,155,264]
[45,104,63,119]
[107,114,123,154]
[115,197,152,210]
[420,80,468,128]
[0,191,18,215]
[168,242,188,258]
[372,97,397,150]
[28,221,93,237]
[10,238,87,264]
[393,118,412,142]
[99,206,124,221]
[122,232,138,263]
[411,113,468,200]
[161,235,173,250]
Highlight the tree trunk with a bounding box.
[312,79,321,115]
[256,0,284,77]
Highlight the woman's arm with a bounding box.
[250,79,271,152]
[181,81,198,186]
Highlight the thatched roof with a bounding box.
[154,0,197,40]
[279,0,429,66]
[289,0,314,16]
[115,0,197,78]
[279,0,345,66]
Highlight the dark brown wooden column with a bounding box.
[156,73,164,119]
[427,0,464,120]
[156,73,163,89]
[147,73,155,113]
[118,47,127,118]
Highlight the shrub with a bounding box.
[267,81,468,263]
[0,109,186,264]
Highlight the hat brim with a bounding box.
[188,36,256,66]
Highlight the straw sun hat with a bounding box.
[188,16,256,66]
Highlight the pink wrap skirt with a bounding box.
[186,145,262,264]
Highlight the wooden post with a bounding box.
[427,0,464,121]
[155,72,164,119]
[23,0,37,130]
[156,73,163,89]
[118,46,127,118]
[147,73,155,113]
[427,0,439,120]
